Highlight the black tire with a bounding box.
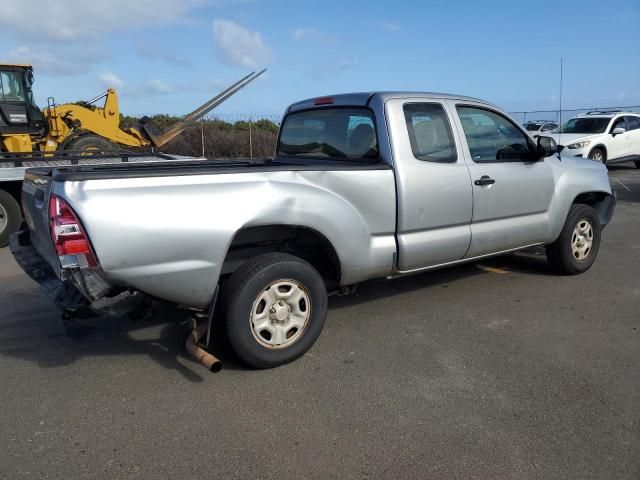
[545,204,601,275]
[222,252,327,369]
[0,190,22,248]
[634,160,640,169]
[588,147,606,165]
[65,134,116,154]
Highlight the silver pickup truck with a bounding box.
[11,92,615,368]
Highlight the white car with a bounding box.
[523,120,559,138]
[545,111,640,167]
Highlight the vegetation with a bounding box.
[120,114,279,159]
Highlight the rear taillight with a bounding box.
[49,196,97,268]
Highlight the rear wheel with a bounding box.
[588,147,606,164]
[0,190,21,248]
[222,253,327,369]
[65,134,116,154]
[545,204,601,275]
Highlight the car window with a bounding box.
[541,123,556,131]
[278,107,378,161]
[625,116,640,131]
[456,106,532,162]
[403,103,457,163]
[610,117,626,132]
[524,123,541,131]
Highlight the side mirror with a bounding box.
[537,135,557,158]
[612,127,626,136]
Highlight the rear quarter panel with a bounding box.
[55,168,397,308]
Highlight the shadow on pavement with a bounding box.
[0,251,552,376]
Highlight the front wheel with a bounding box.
[588,147,606,164]
[222,253,328,369]
[545,204,602,275]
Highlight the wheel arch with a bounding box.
[571,191,615,227]
[220,224,342,289]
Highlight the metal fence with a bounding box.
[509,105,640,124]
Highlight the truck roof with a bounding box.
[287,91,500,113]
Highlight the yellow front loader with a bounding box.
[0,64,265,154]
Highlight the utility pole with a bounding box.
[249,116,253,159]
[200,117,205,158]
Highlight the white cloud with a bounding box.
[212,19,272,68]
[145,79,175,95]
[98,72,124,90]
[379,21,402,32]
[6,45,105,76]
[0,0,205,41]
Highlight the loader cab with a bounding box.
[0,64,46,136]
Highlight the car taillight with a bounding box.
[49,196,97,268]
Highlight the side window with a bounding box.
[456,106,532,162]
[542,122,558,132]
[610,117,626,132]
[625,116,640,131]
[403,103,457,163]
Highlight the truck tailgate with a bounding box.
[20,168,61,277]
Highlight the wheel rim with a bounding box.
[249,279,312,349]
[571,218,594,261]
[591,150,603,162]
[0,203,7,235]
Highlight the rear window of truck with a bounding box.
[277,108,378,161]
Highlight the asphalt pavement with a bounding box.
[0,165,638,479]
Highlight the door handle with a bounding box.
[474,175,495,186]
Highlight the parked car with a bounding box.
[523,120,559,138]
[11,92,615,368]
[545,111,640,167]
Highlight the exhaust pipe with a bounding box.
[185,318,222,372]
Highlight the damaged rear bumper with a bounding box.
[10,228,147,318]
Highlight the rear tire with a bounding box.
[222,253,327,369]
[65,134,116,154]
[588,147,606,164]
[0,190,21,248]
[545,204,601,275]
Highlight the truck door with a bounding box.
[386,99,473,271]
[450,102,555,257]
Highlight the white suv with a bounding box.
[545,111,640,167]
[523,120,559,138]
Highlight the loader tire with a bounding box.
[65,135,116,155]
[0,190,21,248]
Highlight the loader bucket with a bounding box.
[141,69,266,148]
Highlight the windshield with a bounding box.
[278,107,378,160]
[557,117,610,134]
[524,123,541,131]
[0,70,26,102]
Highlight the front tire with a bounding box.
[588,147,606,164]
[222,253,328,369]
[0,190,21,248]
[545,204,601,275]
[65,134,116,154]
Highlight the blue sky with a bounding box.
[1,0,639,117]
